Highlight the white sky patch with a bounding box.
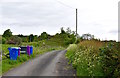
[0,0,119,41]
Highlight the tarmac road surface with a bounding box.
[3,50,75,76]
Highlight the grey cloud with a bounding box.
[109,30,118,34]
[1,1,74,27]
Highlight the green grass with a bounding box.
[2,54,36,74]
[2,59,21,74]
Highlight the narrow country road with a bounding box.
[3,50,76,77]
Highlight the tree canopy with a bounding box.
[3,29,12,38]
[40,32,48,40]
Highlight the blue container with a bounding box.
[8,48,18,60]
[30,46,33,55]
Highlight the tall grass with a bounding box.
[66,40,120,77]
[66,40,105,76]
[78,40,104,50]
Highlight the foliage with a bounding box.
[66,42,104,76]
[75,38,81,44]
[28,34,34,42]
[64,34,76,45]
[66,40,120,77]
[99,43,120,78]
[59,27,76,45]
[7,36,22,45]
[33,35,38,42]
[60,27,66,34]
[2,37,6,44]
[40,32,48,40]
[3,29,12,38]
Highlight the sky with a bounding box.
[0,0,119,41]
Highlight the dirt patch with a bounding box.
[55,51,76,76]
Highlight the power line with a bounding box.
[56,0,76,9]
[55,0,81,11]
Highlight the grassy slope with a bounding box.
[2,36,66,74]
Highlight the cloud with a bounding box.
[1,2,75,27]
[109,30,118,34]
[0,0,119,41]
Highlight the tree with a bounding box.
[60,27,66,34]
[40,32,48,40]
[3,29,12,38]
[66,27,72,35]
[61,27,76,45]
[34,35,38,42]
[29,34,34,42]
[18,34,23,37]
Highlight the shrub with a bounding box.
[99,43,120,78]
[40,32,48,40]
[2,37,6,44]
[75,38,80,44]
[64,35,76,45]
[7,36,22,45]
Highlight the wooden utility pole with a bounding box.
[76,8,77,39]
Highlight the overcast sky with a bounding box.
[0,0,119,41]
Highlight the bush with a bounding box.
[75,38,80,44]
[7,36,22,45]
[99,43,120,78]
[2,37,6,44]
[64,34,76,45]
[40,32,48,40]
